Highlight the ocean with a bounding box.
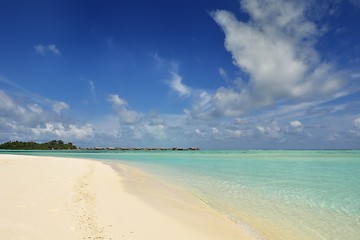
[2,150,360,239]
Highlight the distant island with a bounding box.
[82,147,200,151]
[0,140,200,151]
[0,140,77,150]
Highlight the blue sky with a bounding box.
[1,0,360,149]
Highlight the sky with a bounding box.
[1,0,360,149]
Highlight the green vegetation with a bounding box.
[0,140,77,150]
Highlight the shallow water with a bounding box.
[2,150,360,239]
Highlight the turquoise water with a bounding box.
[2,150,360,239]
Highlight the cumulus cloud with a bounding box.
[0,90,16,113]
[145,123,166,140]
[228,128,243,138]
[184,91,211,120]
[96,107,177,145]
[0,91,43,130]
[353,117,360,128]
[0,88,96,144]
[52,101,69,115]
[218,67,232,84]
[27,104,43,114]
[108,94,127,107]
[199,0,348,118]
[0,90,28,119]
[107,94,139,124]
[350,117,360,138]
[283,120,304,135]
[212,87,249,116]
[168,71,191,97]
[32,123,94,140]
[34,45,46,55]
[256,120,282,139]
[290,120,302,128]
[34,44,62,56]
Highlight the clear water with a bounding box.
[2,150,360,239]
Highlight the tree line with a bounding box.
[0,140,77,150]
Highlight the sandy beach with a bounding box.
[0,154,252,240]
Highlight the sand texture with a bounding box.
[0,154,252,240]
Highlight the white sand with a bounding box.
[0,154,252,240]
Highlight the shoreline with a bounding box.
[0,154,253,240]
[108,161,259,239]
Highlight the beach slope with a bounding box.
[0,154,251,240]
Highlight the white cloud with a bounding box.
[118,109,139,124]
[34,45,46,55]
[353,117,360,128]
[212,87,248,116]
[107,94,139,124]
[155,54,192,98]
[52,101,69,115]
[108,94,127,107]
[152,52,166,69]
[0,90,15,111]
[0,90,29,118]
[27,104,43,114]
[2,79,356,148]
[350,117,360,137]
[194,128,205,137]
[218,67,230,84]
[0,87,97,144]
[89,80,96,100]
[227,129,242,138]
[68,124,94,139]
[207,0,347,117]
[290,120,302,128]
[168,71,191,97]
[185,91,213,120]
[34,44,61,56]
[145,124,166,140]
[256,120,282,139]
[31,123,94,140]
[47,44,61,56]
[0,90,42,123]
[212,127,220,135]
